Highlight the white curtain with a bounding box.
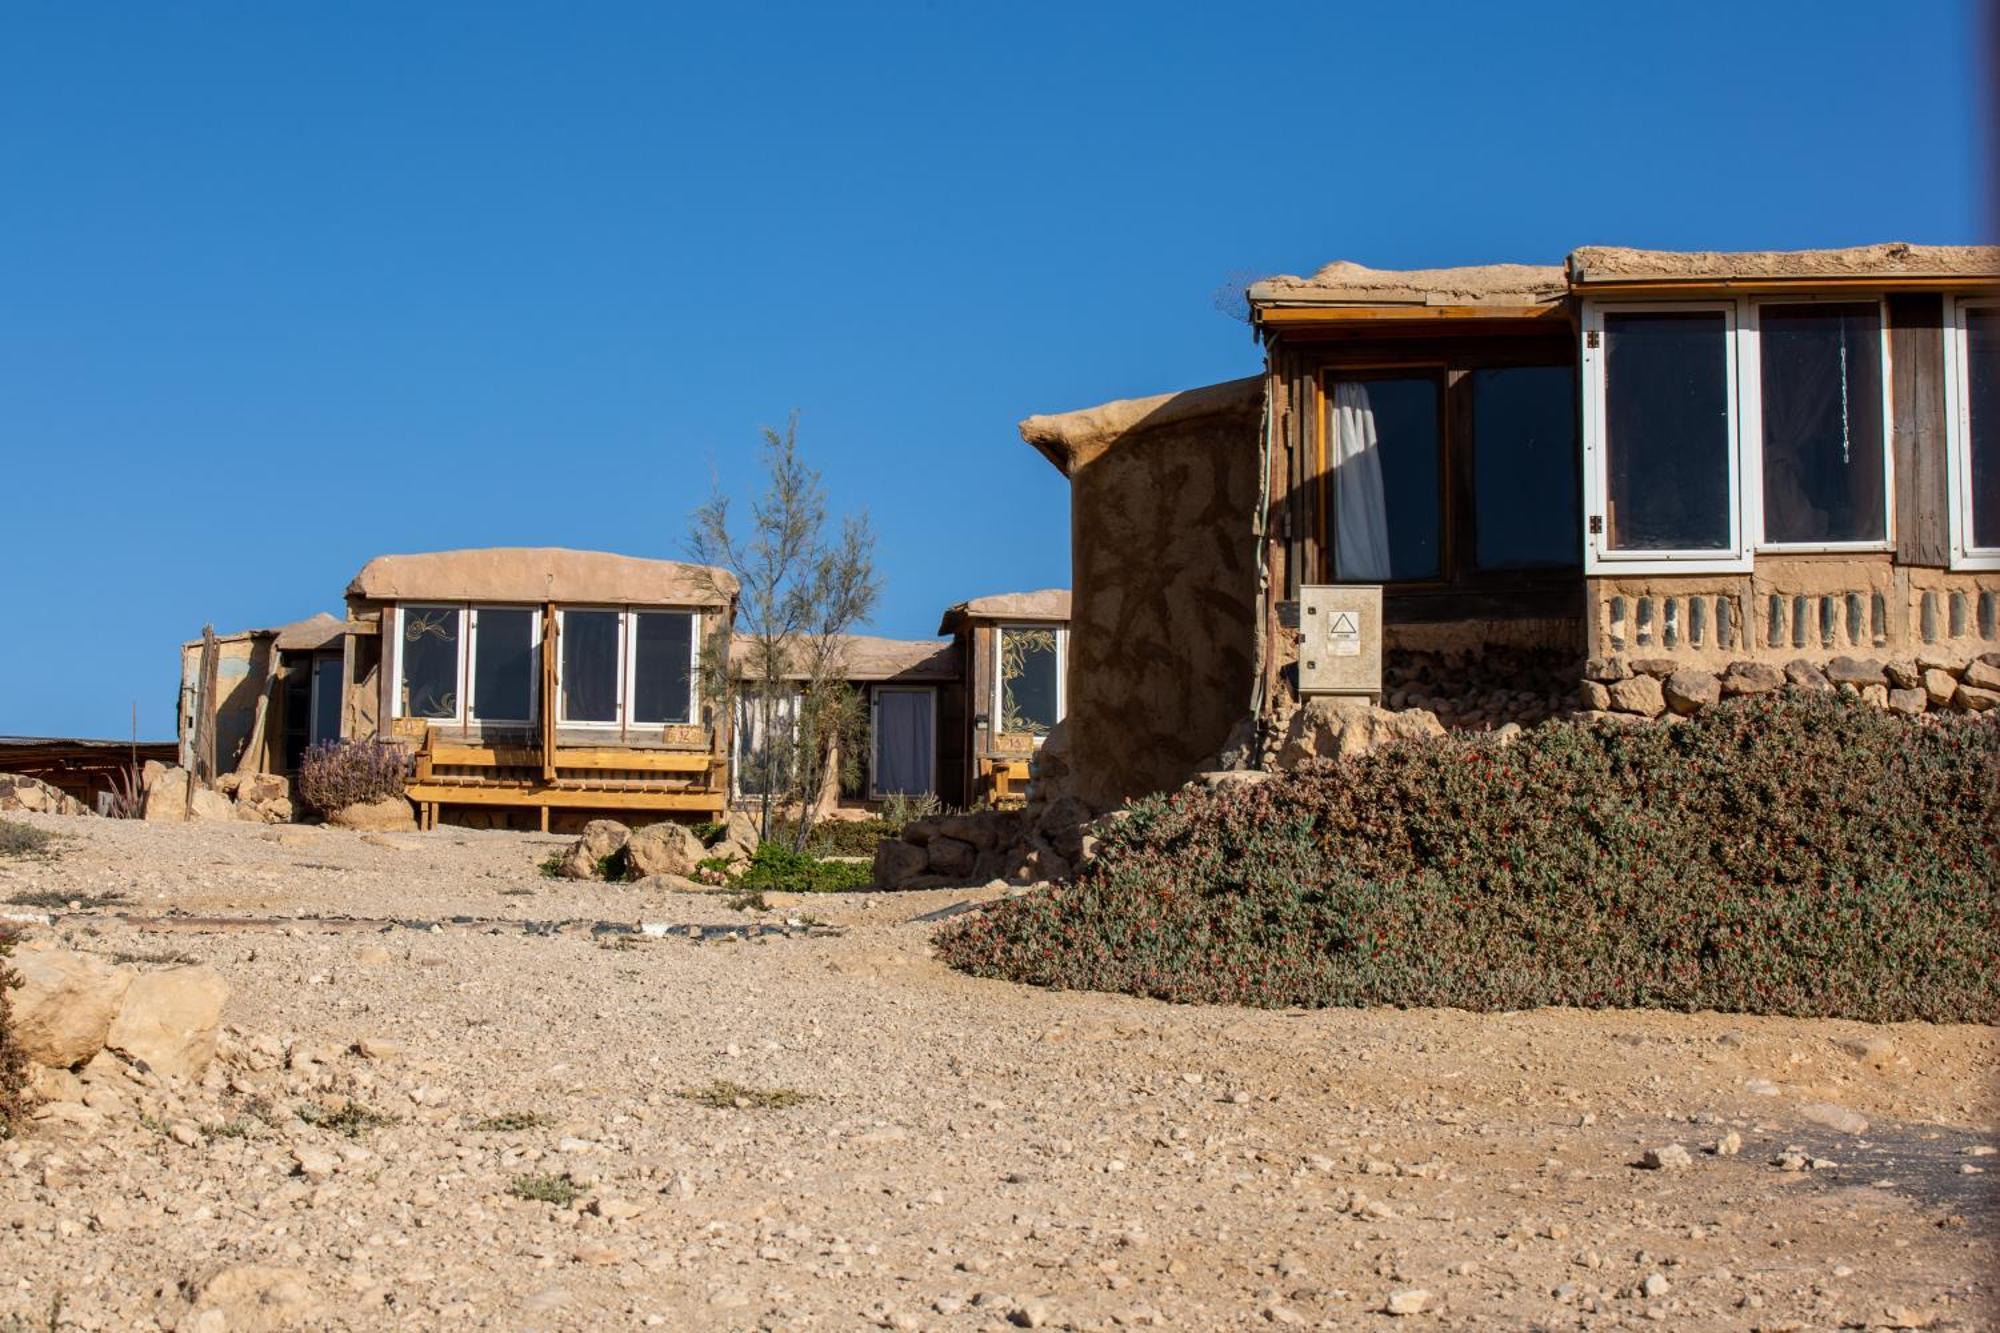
[1332,381,1393,580]
[873,690,934,797]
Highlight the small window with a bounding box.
[310,655,343,744]
[560,610,622,724]
[996,625,1063,737]
[1601,309,1735,554]
[471,607,536,722]
[1949,301,2000,566]
[630,611,696,725]
[400,606,462,720]
[1328,376,1441,580]
[1757,302,1888,546]
[1472,366,1579,570]
[734,690,799,797]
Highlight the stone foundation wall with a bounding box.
[1579,650,2000,720]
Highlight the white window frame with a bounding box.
[625,609,702,727]
[731,686,801,799]
[464,604,541,725]
[391,604,466,723]
[1744,295,1896,554]
[991,623,1068,741]
[555,606,627,728]
[1945,294,2000,571]
[1580,300,1751,575]
[868,684,938,801]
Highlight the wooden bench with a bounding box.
[407,738,726,829]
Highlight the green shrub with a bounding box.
[764,817,899,857]
[0,930,24,1139]
[509,1171,579,1206]
[0,819,56,861]
[298,740,410,814]
[936,693,2000,1022]
[735,843,873,894]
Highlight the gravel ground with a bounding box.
[0,812,1994,1331]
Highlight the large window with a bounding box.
[556,608,700,728]
[470,608,536,722]
[1471,366,1579,570]
[1327,376,1441,581]
[733,689,800,797]
[1598,308,1736,556]
[1948,299,2000,568]
[1756,302,1888,546]
[995,624,1065,738]
[400,606,462,720]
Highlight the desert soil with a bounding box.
[0,812,1994,1332]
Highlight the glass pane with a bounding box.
[1604,311,1731,551]
[999,627,1060,736]
[1473,366,1579,569]
[311,656,343,744]
[471,608,535,721]
[632,612,694,724]
[1760,303,1885,543]
[1969,308,2000,549]
[400,606,461,719]
[561,610,620,723]
[873,689,934,796]
[1331,378,1440,580]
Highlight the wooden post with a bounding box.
[540,602,558,782]
[189,626,219,813]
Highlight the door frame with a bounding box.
[868,684,938,801]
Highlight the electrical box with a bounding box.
[1297,584,1382,698]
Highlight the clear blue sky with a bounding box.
[2,1,1987,739]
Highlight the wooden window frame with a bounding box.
[391,604,466,724]
[1945,294,2000,571]
[1581,300,1751,575]
[1316,365,1450,587]
[1745,296,1896,555]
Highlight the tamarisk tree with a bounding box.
[689,415,879,848]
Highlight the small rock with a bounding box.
[1009,1297,1055,1328]
[1641,1273,1670,1299]
[1711,1131,1742,1157]
[1640,1144,1692,1171]
[1798,1102,1868,1135]
[1384,1289,1431,1316]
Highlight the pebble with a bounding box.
[1640,1144,1692,1170]
[1711,1131,1742,1157]
[1384,1289,1430,1316]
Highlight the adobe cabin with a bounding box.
[729,633,966,810]
[1025,242,2000,810]
[176,612,352,779]
[936,590,1071,805]
[346,548,737,830]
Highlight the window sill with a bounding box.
[1948,550,2000,572]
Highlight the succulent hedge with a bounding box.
[936,693,2000,1022]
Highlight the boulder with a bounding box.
[188,787,237,822]
[717,810,761,862]
[1034,795,1095,864]
[871,839,929,890]
[1662,669,1720,716]
[9,949,134,1068]
[925,835,977,879]
[326,796,417,832]
[190,1264,318,1332]
[1887,687,1927,716]
[236,772,290,806]
[0,773,90,817]
[1583,656,1631,682]
[140,766,192,822]
[1606,675,1666,718]
[624,821,706,879]
[558,819,633,879]
[1924,667,1961,707]
[1719,661,1785,696]
[1857,683,1890,708]
[1885,659,1923,690]
[1964,658,2000,691]
[1825,656,1887,687]
[1629,657,1678,679]
[1956,683,2000,712]
[1783,659,1833,692]
[934,810,1018,851]
[1576,680,1611,711]
[630,873,707,894]
[1275,701,1445,767]
[104,965,229,1081]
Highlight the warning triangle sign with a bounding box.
[1329,612,1358,634]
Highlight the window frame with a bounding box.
[624,608,702,727]
[991,622,1067,741]
[1743,295,1896,554]
[392,603,467,723]
[1945,294,2000,571]
[868,684,939,802]
[464,604,542,725]
[555,605,628,728]
[1580,299,1750,575]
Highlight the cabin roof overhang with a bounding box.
[346,547,738,608]
[937,589,1072,636]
